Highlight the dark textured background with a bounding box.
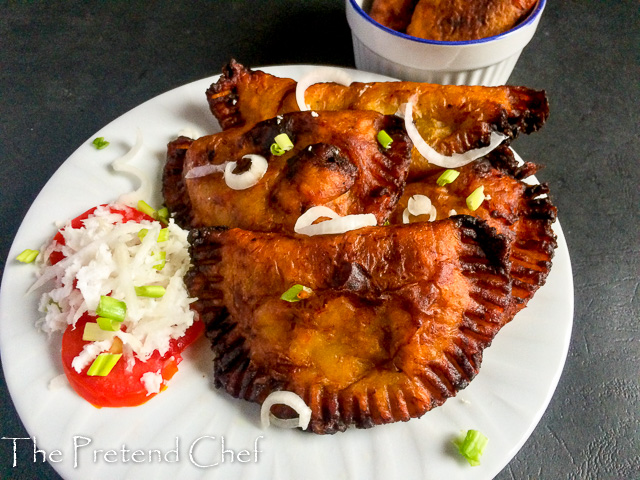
[1,1,638,479]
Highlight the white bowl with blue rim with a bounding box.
[346,0,546,86]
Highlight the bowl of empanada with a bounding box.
[346,0,546,86]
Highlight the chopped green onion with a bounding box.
[281,284,313,302]
[96,316,122,332]
[92,137,110,150]
[137,200,156,218]
[377,130,393,149]
[454,429,489,466]
[96,295,127,322]
[137,200,169,225]
[87,353,122,376]
[151,251,166,271]
[82,322,117,341]
[466,186,485,211]
[137,228,149,241]
[436,169,460,186]
[270,133,294,156]
[157,206,169,225]
[16,249,39,263]
[135,285,166,298]
[157,228,169,242]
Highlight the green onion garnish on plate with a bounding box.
[454,429,488,466]
[137,200,156,218]
[151,251,167,271]
[92,137,110,150]
[377,130,393,149]
[465,186,485,211]
[270,133,294,156]
[96,295,127,322]
[82,322,117,341]
[87,353,122,376]
[16,249,39,263]
[436,169,460,186]
[281,284,312,302]
[157,228,170,243]
[96,316,122,332]
[156,206,170,225]
[135,285,166,298]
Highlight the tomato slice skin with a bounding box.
[62,315,203,408]
[55,204,202,407]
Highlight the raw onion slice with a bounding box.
[295,67,352,111]
[407,194,432,216]
[111,129,151,206]
[261,391,312,430]
[223,154,268,190]
[184,163,227,179]
[403,194,437,223]
[294,206,376,236]
[403,98,507,168]
[293,206,339,232]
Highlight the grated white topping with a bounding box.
[34,204,196,366]
[141,370,164,396]
[71,339,113,373]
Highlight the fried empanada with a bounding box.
[369,0,420,32]
[163,110,412,232]
[206,60,549,177]
[407,0,538,41]
[185,217,515,434]
[391,145,557,311]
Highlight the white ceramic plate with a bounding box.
[0,66,573,480]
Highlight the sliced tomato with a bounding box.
[49,204,154,265]
[62,314,203,408]
[54,203,203,407]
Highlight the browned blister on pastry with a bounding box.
[162,109,412,232]
[407,0,538,41]
[369,0,420,32]
[206,61,549,178]
[390,145,557,311]
[185,217,515,434]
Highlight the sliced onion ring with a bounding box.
[294,206,377,236]
[111,128,151,207]
[429,205,437,221]
[261,391,311,430]
[184,163,227,179]
[403,194,437,223]
[294,206,339,231]
[295,67,352,111]
[223,154,268,190]
[403,98,507,168]
[407,194,432,216]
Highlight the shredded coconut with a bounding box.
[34,204,196,366]
[141,370,164,396]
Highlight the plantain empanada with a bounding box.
[406,0,538,41]
[185,217,516,434]
[162,109,412,232]
[206,60,549,177]
[390,145,557,311]
[369,0,420,32]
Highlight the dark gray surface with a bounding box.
[1,1,638,479]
